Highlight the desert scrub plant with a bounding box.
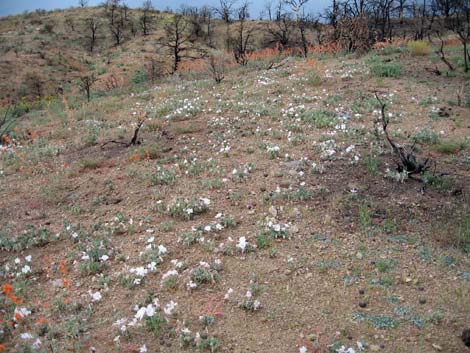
[353,312,396,329]
[407,40,431,56]
[188,267,217,289]
[167,198,210,220]
[147,165,176,185]
[412,128,439,144]
[299,109,338,128]
[0,225,51,251]
[422,171,454,191]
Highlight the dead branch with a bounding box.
[436,32,455,71]
[101,119,144,149]
[375,92,432,177]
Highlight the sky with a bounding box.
[0,0,332,18]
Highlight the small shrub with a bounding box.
[407,40,430,56]
[299,109,337,128]
[132,69,147,85]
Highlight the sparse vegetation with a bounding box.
[0,2,469,353]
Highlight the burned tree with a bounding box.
[79,74,97,102]
[266,2,294,48]
[215,0,236,50]
[284,0,310,57]
[160,14,201,73]
[85,18,99,53]
[233,1,255,65]
[442,0,470,72]
[375,92,431,177]
[109,12,124,46]
[140,0,153,36]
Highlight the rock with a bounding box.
[419,298,426,304]
[291,225,299,233]
[432,343,443,351]
[370,345,380,351]
[356,252,363,260]
[269,206,278,217]
[359,301,367,308]
[283,160,304,170]
[359,288,365,295]
[307,333,317,341]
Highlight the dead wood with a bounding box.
[375,92,432,177]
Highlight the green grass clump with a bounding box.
[434,140,466,154]
[368,57,402,78]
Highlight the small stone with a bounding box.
[359,301,367,308]
[370,345,380,351]
[356,252,363,260]
[359,288,365,295]
[269,206,277,217]
[419,298,426,304]
[307,333,317,341]
[432,343,442,351]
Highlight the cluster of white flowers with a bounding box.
[3,255,33,277]
[319,139,337,159]
[164,97,201,120]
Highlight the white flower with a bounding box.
[32,338,42,349]
[246,290,252,298]
[148,262,157,272]
[25,255,32,262]
[135,307,147,321]
[130,267,148,277]
[187,280,197,289]
[164,301,177,315]
[224,288,233,300]
[181,327,191,334]
[200,197,211,206]
[253,300,261,310]
[162,269,178,280]
[299,347,308,353]
[237,237,247,252]
[147,236,155,243]
[15,258,21,264]
[100,255,109,262]
[158,245,167,255]
[145,304,155,317]
[14,307,31,320]
[139,344,147,353]
[357,341,364,351]
[186,208,194,215]
[20,332,33,340]
[21,265,31,274]
[90,291,102,302]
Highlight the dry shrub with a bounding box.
[407,40,431,56]
[244,44,295,62]
[308,42,341,55]
[336,15,372,53]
